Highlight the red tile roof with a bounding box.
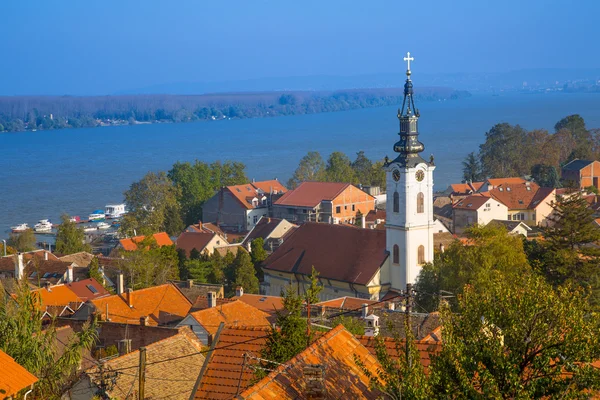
[192,326,271,399]
[357,335,442,373]
[251,179,288,195]
[175,231,218,257]
[119,232,173,251]
[32,284,83,308]
[315,296,381,310]
[453,194,492,210]
[232,293,285,315]
[239,325,383,399]
[227,183,263,210]
[365,209,386,223]
[89,283,192,325]
[0,349,38,397]
[65,278,110,301]
[191,295,235,312]
[188,222,226,237]
[488,182,554,210]
[189,300,272,336]
[274,181,351,207]
[486,177,527,186]
[263,222,388,285]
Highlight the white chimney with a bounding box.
[235,286,244,297]
[361,303,369,319]
[66,266,74,283]
[126,288,133,308]
[364,314,380,337]
[117,273,124,295]
[361,214,366,229]
[44,251,48,261]
[15,253,24,280]
[387,301,395,311]
[207,292,217,308]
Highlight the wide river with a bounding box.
[2,92,600,239]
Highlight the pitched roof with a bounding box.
[0,349,38,397]
[86,329,205,400]
[175,231,218,257]
[192,326,271,399]
[191,295,235,312]
[486,177,528,186]
[64,278,110,301]
[25,260,74,280]
[488,182,554,210]
[562,159,594,171]
[274,181,352,207]
[119,232,173,251]
[0,256,15,273]
[32,284,83,307]
[214,244,245,258]
[241,217,286,246]
[90,283,192,325]
[251,179,288,194]
[315,296,381,311]
[232,293,285,315]
[171,281,224,303]
[263,223,387,285]
[58,251,95,267]
[489,219,532,232]
[357,335,442,373]
[453,194,492,210]
[188,300,271,336]
[227,184,264,210]
[365,209,386,223]
[239,325,383,399]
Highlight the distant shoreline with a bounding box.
[0,87,471,134]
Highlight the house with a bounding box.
[433,219,450,233]
[202,180,288,232]
[170,279,225,303]
[240,216,298,252]
[213,244,245,257]
[488,220,532,236]
[73,329,205,400]
[365,209,386,229]
[238,325,384,399]
[478,177,528,193]
[447,181,484,201]
[190,325,271,399]
[58,251,96,268]
[175,231,228,258]
[64,278,110,302]
[231,286,285,318]
[561,159,600,189]
[0,253,84,285]
[71,282,192,326]
[261,223,389,300]
[185,221,226,237]
[486,181,556,227]
[272,182,376,224]
[113,232,173,253]
[176,298,271,345]
[452,195,508,234]
[0,349,38,399]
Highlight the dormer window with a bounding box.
[499,188,504,192]
[507,187,511,192]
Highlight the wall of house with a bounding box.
[271,205,317,223]
[453,200,507,234]
[453,209,477,235]
[246,208,269,230]
[176,315,210,345]
[202,190,247,231]
[202,234,228,256]
[534,191,556,226]
[268,219,296,240]
[332,186,376,223]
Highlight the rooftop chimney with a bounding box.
[387,301,395,311]
[15,253,24,280]
[364,314,380,337]
[66,266,74,283]
[126,288,133,308]
[44,251,48,261]
[140,315,148,326]
[361,214,366,229]
[235,286,244,297]
[118,339,132,355]
[117,273,124,295]
[361,303,369,319]
[187,279,194,288]
[198,220,203,231]
[207,291,217,308]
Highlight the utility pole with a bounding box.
[405,283,413,369]
[306,300,311,348]
[138,347,146,399]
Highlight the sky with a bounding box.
[1,0,598,95]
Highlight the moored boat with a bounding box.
[34,219,53,232]
[96,222,110,230]
[88,210,106,221]
[11,223,29,233]
[105,204,127,219]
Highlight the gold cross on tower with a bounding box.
[404,52,414,72]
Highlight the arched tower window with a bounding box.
[418,245,425,264]
[393,245,399,264]
[417,192,424,214]
[393,192,399,213]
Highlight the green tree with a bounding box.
[232,251,259,295]
[250,238,268,281]
[189,248,202,260]
[177,248,188,280]
[7,229,36,252]
[461,152,483,182]
[287,151,326,188]
[331,315,365,335]
[119,239,179,289]
[186,259,213,282]
[0,280,98,398]
[555,115,592,162]
[371,160,387,190]
[325,151,358,183]
[120,171,183,236]
[87,256,105,287]
[354,210,364,227]
[430,272,600,399]
[415,224,530,312]
[531,164,561,188]
[479,123,528,178]
[0,242,17,256]
[55,214,90,254]
[352,151,374,185]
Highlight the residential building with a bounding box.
[261,223,389,300]
[64,278,110,302]
[231,287,284,319]
[488,220,532,236]
[486,181,556,227]
[0,349,38,398]
[453,195,508,234]
[114,232,173,253]
[272,181,375,224]
[561,159,600,189]
[72,282,192,326]
[58,251,95,268]
[365,209,386,229]
[240,216,298,252]
[478,177,528,193]
[170,279,225,303]
[185,221,226,237]
[446,181,484,201]
[176,299,271,345]
[73,329,205,400]
[175,231,228,258]
[202,180,288,232]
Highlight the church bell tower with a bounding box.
[385,52,435,290]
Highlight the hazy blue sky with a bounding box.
[1,0,598,95]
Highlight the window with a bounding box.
[344,205,348,210]
[253,215,258,224]
[417,192,424,213]
[352,204,356,211]
[418,245,425,264]
[393,192,399,213]
[86,284,98,294]
[508,214,512,221]
[336,206,341,213]
[393,245,399,264]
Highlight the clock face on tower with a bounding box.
[415,170,425,182]
[392,169,401,182]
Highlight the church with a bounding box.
[261,53,435,300]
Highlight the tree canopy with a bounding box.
[7,229,36,252]
[55,214,90,254]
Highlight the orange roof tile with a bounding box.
[193,326,271,399]
[239,325,383,399]
[227,184,263,210]
[0,349,38,396]
[488,183,554,210]
[90,283,191,325]
[32,284,83,308]
[64,278,110,301]
[274,181,353,207]
[486,177,527,186]
[357,335,442,373]
[119,232,173,251]
[232,293,285,315]
[189,300,271,336]
[251,179,288,194]
[315,296,381,310]
[453,194,493,210]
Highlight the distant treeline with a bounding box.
[0,87,470,132]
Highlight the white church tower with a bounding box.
[385,52,435,290]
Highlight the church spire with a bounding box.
[393,52,426,166]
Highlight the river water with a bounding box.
[2,92,600,239]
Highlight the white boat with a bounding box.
[96,222,110,230]
[34,219,53,232]
[88,210,106,221]
[83,225,97,232]
[105,204,127,219]
[11,223,29,233]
